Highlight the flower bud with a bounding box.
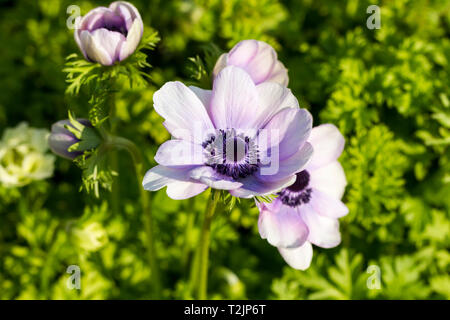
[48,118,101,160]
[213,40,289,86]
[74,1,144,66]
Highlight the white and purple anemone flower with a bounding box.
[142,66,313,200]
[213,40,289,86]
[74,1,143,66]
[257,124,348,270]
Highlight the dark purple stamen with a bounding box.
[278,170,312,207]
[203,129,259,179]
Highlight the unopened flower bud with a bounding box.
[48,118,101,160]
[74,1,144,66]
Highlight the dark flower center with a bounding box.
[203,129,259,179]
[278,170,312,207]
[93,14,128,36]
[106,24,128,36]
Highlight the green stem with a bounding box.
[108,136,161,298]
[196,189,220,300]
[108,79,120,215]
[181,197,196,271]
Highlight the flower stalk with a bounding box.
[108,135,161,297]
[196,189,221,299]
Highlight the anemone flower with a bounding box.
[213,40,289,86]
[143,66,313,199]
[74,1,143,66]
[257,124,348,270]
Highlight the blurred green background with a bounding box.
[0,0,449,299]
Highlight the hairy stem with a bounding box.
[109,91,120,216]
[196,189,220,300]
[108,135,161,298]
[181,197,196,272]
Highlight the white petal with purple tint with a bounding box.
[309,188,349,218]
[212,53,228,80]
[229,174,296,198]
[90,28,126,63]
[80,7,110,31]
[258,200,309,248]
[119,19,142,61]
[110,1,143,33]
[212,40,289,86]
[309,161,347,199]
[210,66,260,130]
[189,166,243,190]
[227,40,277,84]
[189,86,213,112]
[255,82,298,128]
[266,60,289,86]
[142,165,192,191]
[154,140,205,166]
[307,124,345,170]
[166,181,208,200]
[227,40,259,67]
[278,241,313,270]
[80,30,114,66]
[257,142,313,182]
[261,107,312,161]
[300,204,341,248]
[153,82,215,143]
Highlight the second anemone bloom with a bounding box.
[213,40,289,86]
[143,66,313,199]
[257,124,349,270]
[74,1,143,66]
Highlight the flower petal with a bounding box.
[260,107,312,161]
[154,140,205,166]
[110,1,143,33]
[189,86,213,118]
[48,133,81,160]
[266,60,289,86]
[278,241,313,270]
[210,66,260,130]
[226,40,259,68]
[189,166,242,190]
[309,188,349,219]
[309,161,347,199]
[257,142,312,183]
[229,174,296,198]
[51,119,91,135]
[212,53,228,80]
[255,82,298,128]
[142,165,192,191]
[153,82,215,144]
[300,204,341,248]
[307,124,345,169]
[79,30,115,66]
[119,19,142,61]
[258,200,309,248]
[166,181,208,200]
[79,7,110,31]
[227,40,277,84]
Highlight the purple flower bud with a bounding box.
[48,119,98,160]
[74,1,144,66]
[213,40,289,86]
